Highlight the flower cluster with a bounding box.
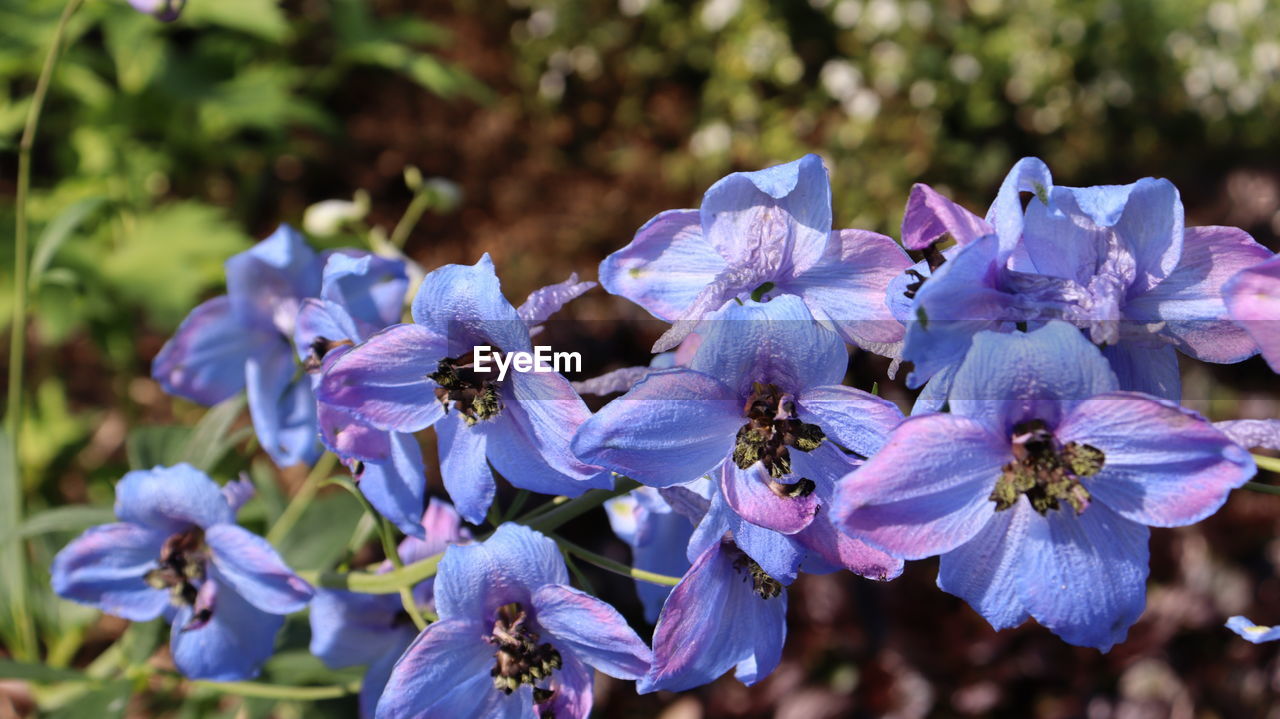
[52,154,1280,716]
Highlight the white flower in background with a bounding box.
[303,191,370,237]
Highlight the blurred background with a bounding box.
[3,0,1280,716]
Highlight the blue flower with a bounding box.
[374,523,652,719]
[1226,616,1280,643]
[604,488,694,623]
[835,322,1256,650]
[599,154,911,353]
[153,225,324,468]
[51,464,313,680]
[293,251,431,538]
[316,254,607,524]
[1224,253,1280,373]
[897,159,1274,401]
[310,499,469,718]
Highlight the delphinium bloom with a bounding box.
[293,252,430,537]
[317,255,608,524]
[51,464,313,679]
[599,153,911,353]
[310,499,469,718]
[897,158,1274,401]
[604,487,694,622]
[835,322,1256,650]
[374,523,652,719]
[1224,253,1280,372]
[153,225,323,467]
[1225,616,1280,643]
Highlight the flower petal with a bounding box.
[225,224,320,337]
[294,298,362,364]
[571,369,741,488]
[539,651,594,719]
[1214,419,1280,451]
[50,523,169,621]
[318,323,448,433]
[357,431,429,539]
[170,581,284,681]
[796,384,903,458]
[1099,342,1180,401]
[374,619,512,719]
[533,584,653,679]
[835,413,1008,560]
[410,254,531,355]
[320,251,409,330]
[793,511,904,581]
[360,645,411,719]
[517,273,596,327]
[1226,616,1280,644]
[246,347,320,469]
[599,209,726,322]
[1018,501,1149,651]
[1224,253,1280,372]
[786,229,912,347]
[152,297,265,405]
[115,463,233,533]
[308,588,408,669]
[433,524,569,622]
[1057,392,1255,527]
[206,524,314,614]
[985,157,1054,263]
[719,461,818,535]
[640,541,787,693]
[435,413,494,525]
[901,183,994,250]
[937,500,1032,631]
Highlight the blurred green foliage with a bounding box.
[505,0,1280,230]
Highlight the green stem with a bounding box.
[523,476,640,534]
[388,192,433,249]
[192,679,360,701]
[4,0,84,663]
[266,452,338,545]
[1253,453,1280,475]
[553,536,681,586]
[1243,481,1280,496]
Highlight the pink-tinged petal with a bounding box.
[487,370,610,495]
[572,365,656,396]
[518,273,596,327]
[1017,502,1149,651]
[937,500,1032,631]
[538,651,594,719]
[206,524,314,613]
[786,229,912,346]
[374,618,515,719]
[152,296,267,405]
[1127,226,1272,362]
[533,584,653,679]
[115,463,233,533]
[796,384,904,457]
[719,462,818,535]
[435,413,494,525]
[50,523,169,621]
[221,478,255,516]
[1214,419,1280,451]
[902,183,994,250]
[794,511,904,581]
[409,253,532,355]
[318,323,448,433]
[835,413,1008,560]
[571,369,741,488]
[318,401,392,463]
[701,154,832,276]
[599,209,726,322]
[1057,392,1256,527]
[1224,253,1280,372]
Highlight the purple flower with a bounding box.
[604,488,694,623]
[153,225,324,468]
[897,159,1273,401]
[1226,616,1280,643]
[374,523,652,719]
[574,294,904,541]
[599,154,911,353]
[1224,253,1280,373]
[310,499,469,718]
[294,252,431,538]
[128,0,184,21]
[317,255,607,524]
[51,464,313,680]
[835,322,1256,650]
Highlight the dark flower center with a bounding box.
[990,419,1105,515]
[730,546,783,600]
[903,242,947,300]
[303,335,354,372]
[144,527,210,625]
[486,602,562,696]
[732,382,825,496]
[430,354,503,425]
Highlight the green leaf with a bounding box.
[29,197,106,288]
[102,11,166,93]
[182,0,290,43]
[0,658,85,682]
[126,425,190,471]
[120,618,164,665]
[0,505,116,547]
[46,680,132,718]
[179,394,248,472]
[277,492,363,571]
